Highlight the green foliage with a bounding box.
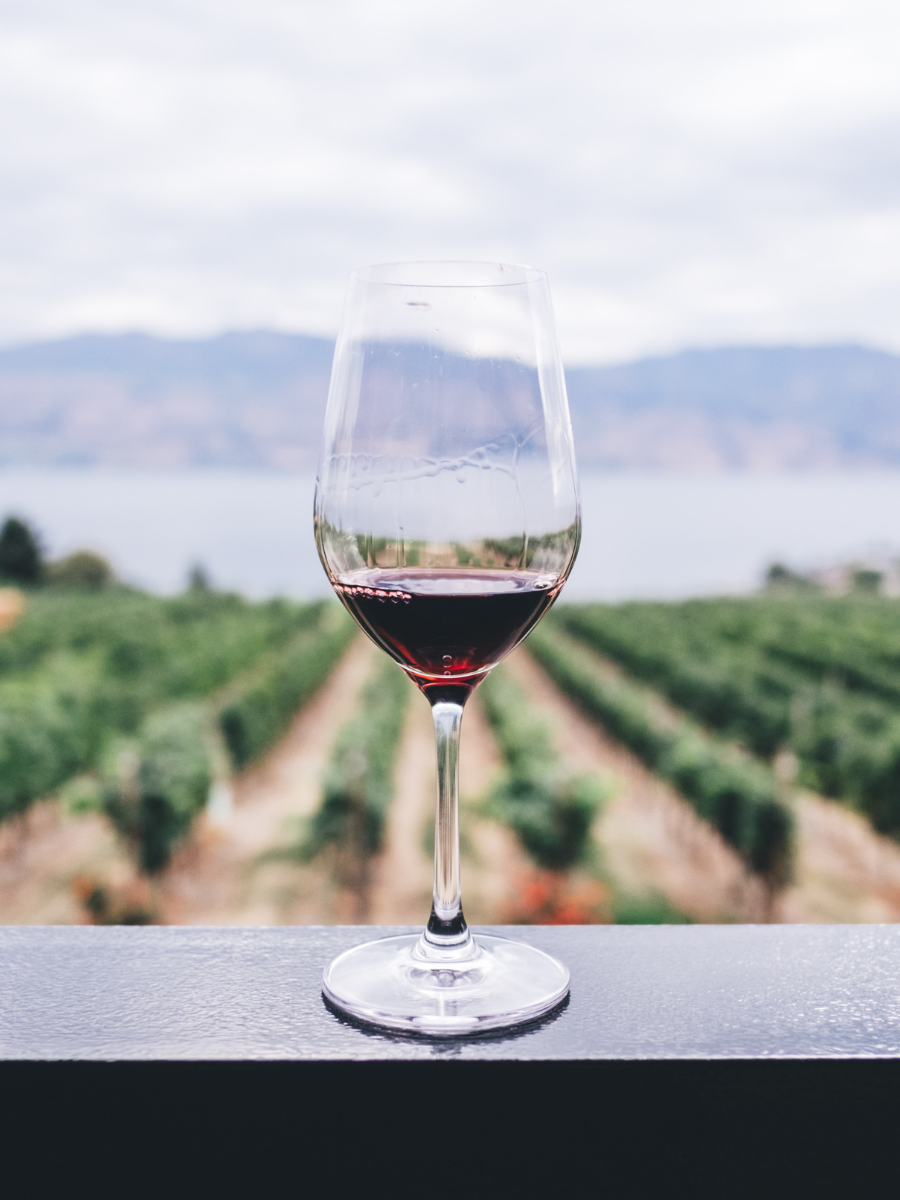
[0,580,357,873]
[91,603,355,874]
[0,589,321,688]
[479,666,608,871]
[554,602,796,756]
[187,563,212,592]
[60,774,105,815]
[560,594,900,705]
[765,562,818,592]
[101,704,212,873]
[852,568,883,594]
[45,550,113,589]
[0,588,334,828]
[218,605,356,768]
[300,655,410,863]
[612,894,693,924]
[0,517,42,585]
[553,596,900,838]
[527,624,794,887]
[0,656,110,820]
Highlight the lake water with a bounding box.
[0,469,898,600]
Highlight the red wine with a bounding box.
[332,568,561,701]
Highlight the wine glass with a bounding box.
[315,261,580,1035]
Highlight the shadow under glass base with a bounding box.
[322,931,570,1037]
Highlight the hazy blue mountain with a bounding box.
[0,331,335,388]
[566,345,900,469]
[0,332,335,469]
[1,333,899,470]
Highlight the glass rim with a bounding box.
[350,261,547,289]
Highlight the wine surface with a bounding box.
[332,568,560,697]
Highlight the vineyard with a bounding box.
[551,595,900,838]
[2,583,900,926]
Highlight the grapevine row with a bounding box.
[0,593,326,824]
[291,654,411,915]
[526,624,793,889]
[553,603,900,838]
[478,666,608,872]
[95,606,357,872]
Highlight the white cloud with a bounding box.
[1,0,900,361]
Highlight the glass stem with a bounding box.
[425,700,470,949]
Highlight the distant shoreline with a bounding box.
[0,469,897,602]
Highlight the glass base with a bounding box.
[322,931,570,1037]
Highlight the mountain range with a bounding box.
[1,332,899,470]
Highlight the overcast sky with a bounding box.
[2,0,900,362]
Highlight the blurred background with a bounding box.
[2,0,900,927]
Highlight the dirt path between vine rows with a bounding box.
[6,633,900,928]
[365,684,531,926]
[780,794,900,922]
[458,693,536,923]
[157,636,377,924]
[0,800,129,925]
[508,646,900,924]
[506,649,771,922]
[0,638,529,928]
[0,641,380,926]
[167,650,529,928]
[364,691,436,925]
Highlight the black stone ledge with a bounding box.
[2,924,900,1195]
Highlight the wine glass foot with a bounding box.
[322,932,570,1037]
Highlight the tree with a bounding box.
[852,568,883,594]
[0,517,43,585]
[45,550,114,589]
[187,563,212,592]
[764,562,817,592]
